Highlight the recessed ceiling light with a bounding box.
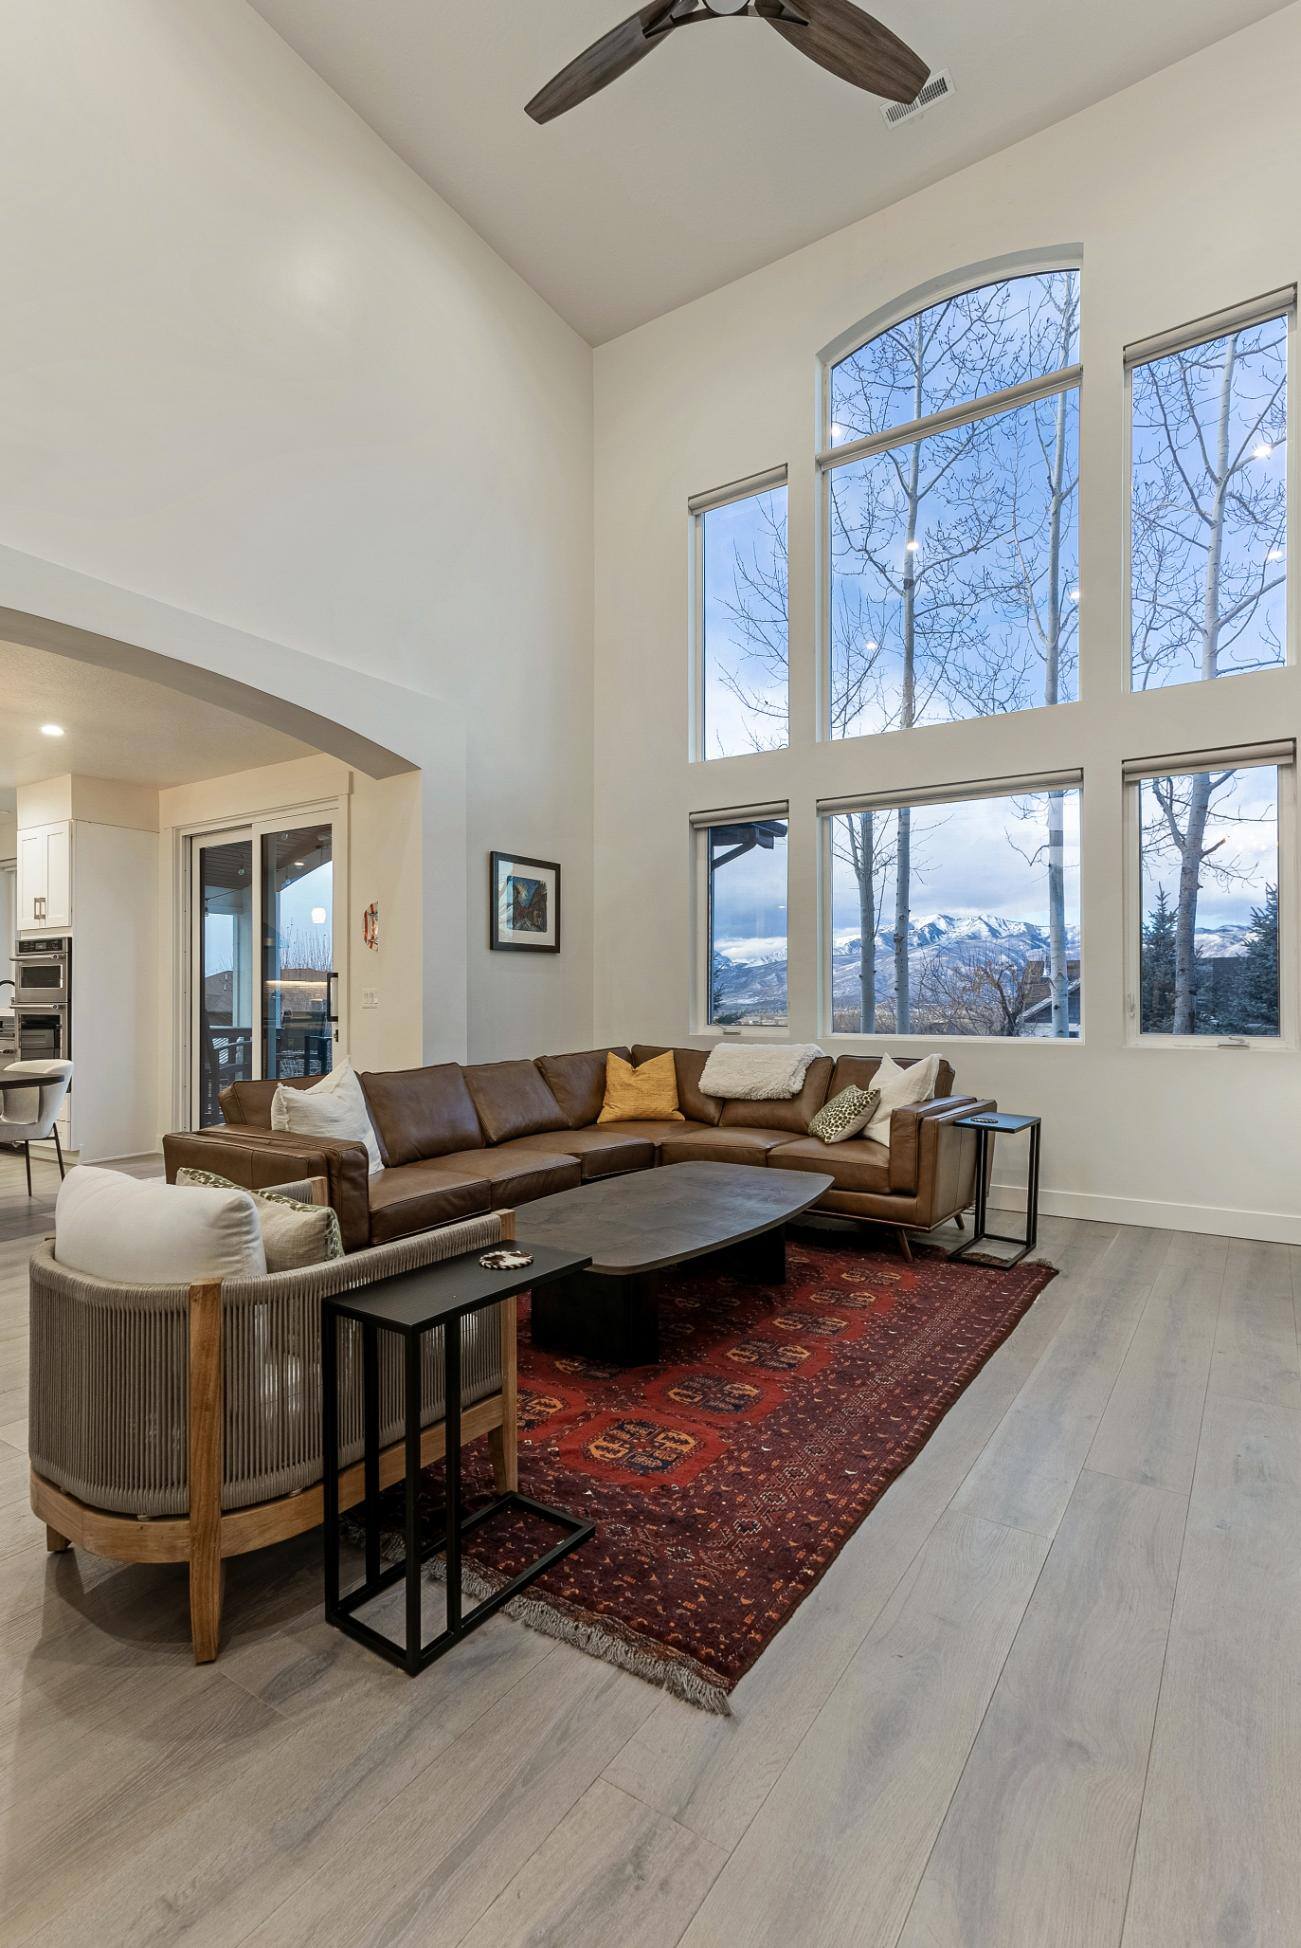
[40,723,64,738]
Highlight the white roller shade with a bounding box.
[1125,287,1295,369]
[690,801,789,830]
[688,466,788,516]
[817,769,1083,817]
[1122,742,1294,782]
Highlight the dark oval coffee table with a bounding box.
[518,1161,834,1365]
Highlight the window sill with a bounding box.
[696,1025,792,1042]
[1126,1034,1296,1054]
[821,1030,1083,1049]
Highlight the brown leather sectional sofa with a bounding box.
[163,1045,994,1256]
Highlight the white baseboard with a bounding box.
[989,1180,1301,1247]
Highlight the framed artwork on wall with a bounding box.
[490,851,561,952]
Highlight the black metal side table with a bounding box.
[949,1112,1042,1267]
[322,1243,595,1676]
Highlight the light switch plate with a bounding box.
[362,988,379,1010]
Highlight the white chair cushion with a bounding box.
[270,1060,383,1174]
[863,1054,942,1151]
[54,1165,267,1283]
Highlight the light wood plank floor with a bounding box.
[2,1153,1299,1946]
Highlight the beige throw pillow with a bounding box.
[176,1168,344,1269]
[863,1054,941,1151]
[271,1060,383,1174]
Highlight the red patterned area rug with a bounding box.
[369,1233,1055,1713]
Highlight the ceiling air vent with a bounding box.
[881,69,953,129]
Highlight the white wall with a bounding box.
[593,6,1301,1242]
[0,0,595,1064]
[157,752,425,1129]
[72,822,159,1162]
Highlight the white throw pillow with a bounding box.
[863,1054,942,1151]
[54,1165,266,1283]
[271,1060,383,1174]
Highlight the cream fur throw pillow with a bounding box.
[863,1054,941,1151]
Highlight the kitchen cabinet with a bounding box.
[17,821,72,931]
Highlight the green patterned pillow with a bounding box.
[175,1168,344,1267]
[808,1084,880,1145]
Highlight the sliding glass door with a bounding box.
[189,806,347,1125]
[261,822,337,1083]
[194,830,255,1128]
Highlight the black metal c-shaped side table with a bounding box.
[322,1243,595,1676]
[948,1111,1042,1268]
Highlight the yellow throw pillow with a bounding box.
[597,1050,684,1125]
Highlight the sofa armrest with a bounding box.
[887,1095,989,1195]
[162,1127,373,1253]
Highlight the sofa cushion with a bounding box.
[767,1134,892,1194]
[718,1055,834,1133]
[659,1127,793,1166]
[367,1162,493,1245]
[54,1164,267,1282]
[462,1060,569,1146]
[448,1146,582,1203]
[498,1129,655,1180]
[536,1047,632,1128]
[829,1053,955,1102]
[359,1064,483,1167]
[631,1046,724,1125]
[592,1118,712,1153]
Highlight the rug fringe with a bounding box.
[440,1559,734,1717]
[342,1519,734,1716]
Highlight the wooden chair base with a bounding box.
[31,1388,517,1665]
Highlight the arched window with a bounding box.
[821,268,1081,741]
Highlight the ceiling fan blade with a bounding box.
[526,3,683,124]
[764,0,928,104]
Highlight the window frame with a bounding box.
[1124,288,1296,697]
[689,464,789,764]
[691,802,791,1038]
[1123,743,1296,1052]
[816,769,1085,1046]
[816,260,1083,744]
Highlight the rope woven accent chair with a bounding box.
[28,1197,520,1663]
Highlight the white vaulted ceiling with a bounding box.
[249,0,1292,343]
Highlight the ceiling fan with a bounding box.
[525,0,929,125]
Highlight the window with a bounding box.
[694,472,788,758]
[823,269,1080,740]
[1130,296,1290,690]
[823,780,1082,1037]
[1130,751,1286,1038]
[695,811,788,1026]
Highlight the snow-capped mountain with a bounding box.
[712,910,1255,1023]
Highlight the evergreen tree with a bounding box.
[1140,885,1178,1032]
[1242,883,1279,1032]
